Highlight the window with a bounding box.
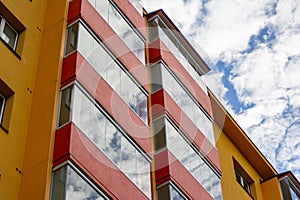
[65,22,148,124]
[0,2,26,56]
[233,159,254,196]
[279,176,300,200]
[57,83,151,197]
[0,93,5,123]
[0,79,14,132]
[51,164,110,200]
[157,182,188,200]
[0,15,18,50]
[235,169,251,194]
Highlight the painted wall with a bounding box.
[0,0,68,199]
[214,124,265,200]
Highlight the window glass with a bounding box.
[157,183,187,200]
[58,87,72,127]
[51,165,108,200]
[170,184,185,200]
[160,63,215,145]
[65,23,78,55]
[66,85,151,197]
[0,16,18,50]
[165,119,222,200]
[87,0,145,65]
[149,18,207,93]
[66,22,148,124]
[0,93,5,123]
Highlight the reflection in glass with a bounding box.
[170,184,185,200]
[88,0,145,64]
[157,183,187,200]
[148,18,207,93]
[58,87,73,127]
[70,85,151,197]
[65,22,148,124]
[165,119,222,200]
[160,63,215,145]
[51,165,107,200]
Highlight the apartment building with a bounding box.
[1,0,299,199]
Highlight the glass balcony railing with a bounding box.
[128,0,143,15]
[165,118,222,200]
[149,17,207,94]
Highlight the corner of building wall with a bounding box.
[18,0,69,199]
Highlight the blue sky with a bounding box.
[144,0,300,180]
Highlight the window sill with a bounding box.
[0,38,21,60]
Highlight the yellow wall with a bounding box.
[214,124,265,200]
[261,177,283,200]
[0,0,68,199]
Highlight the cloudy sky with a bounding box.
[143,0,300,180]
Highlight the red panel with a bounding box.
[61,52,79,86]
[80,0,149,92]
[154,149,170,185]
[150,89,165,120]
[148,39,162,64]
[63,123,149,200]
[68,0,82,24]
[65,52,152,156]
[53,124,72,167]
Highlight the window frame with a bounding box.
[233,158,254,197]
[0,92,5,124]
[0,15,18,50]
[235,169,251,194]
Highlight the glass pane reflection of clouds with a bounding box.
[165,119,222,200]
[72,23,148,124]
[71,86,151,197]
[65,166,106,200]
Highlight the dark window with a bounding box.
[57,86,73,127]
[235,169,251,194]
[233,158,254,196]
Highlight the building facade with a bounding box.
[1,0,299,199]
[0,0,68,199]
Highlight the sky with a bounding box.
[143,0,300,181]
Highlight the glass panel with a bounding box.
[170,184,185,200]
[58,87,72,127]
[65,23,78,55]
[88,0,145,65]
[165,119,222,199]
[0,93,5,122]
[67,22,148,124]
[2,21,17,49]
[157,184,170,200]
[161,63,215,145]
[149,18,207,94]
[70,86,151,197]
[66,166,105,200]
[51,166,67,200]
[128,0,142,15]
[51,166,107,200]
